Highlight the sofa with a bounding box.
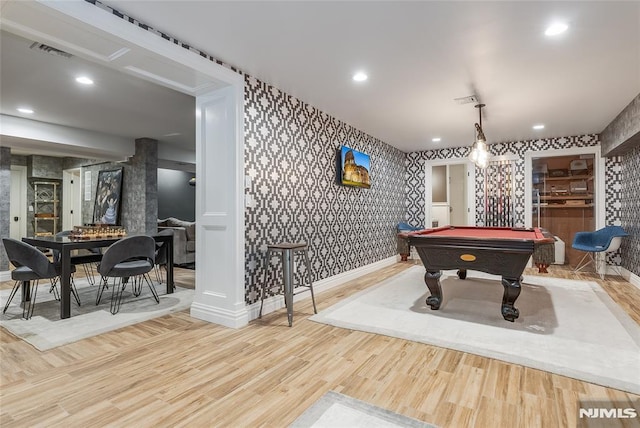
[157,217,196,265]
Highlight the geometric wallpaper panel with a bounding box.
[89,1,407,305]
[619,145,640,276]
[88,2,406,304]
[244,76,406,304]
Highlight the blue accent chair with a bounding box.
[572,225,628,278]
[397,222,422,233]
[397,222,423,261]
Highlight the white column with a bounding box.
[190,85,248,328]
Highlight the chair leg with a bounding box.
[95,276,109,305]
[303,249,317,314]
[574,252,595,273]
[278,251,290,314]
[82,263,96,285]
[596,252,616,280]
[132,276,142,297]
[259,249,273,319]
[154,265,162,285]
[24,280,39,320]
[143,273,160,303]
[110,278,127,315]
[49,277,60,301]
[162,265,170,290]
[70,276,81,306]
[2,280,21,314]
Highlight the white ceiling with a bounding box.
[2,1,639,156]
[0,30,196,159]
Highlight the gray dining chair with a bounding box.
[53,230,102,288]
[2,238,79,319]
[96,235,159,315]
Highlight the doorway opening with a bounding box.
[525,147,605,267]
[9,165,27,240]
[62,168,82,231]
[425,159,475,228]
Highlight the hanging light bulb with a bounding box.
[470,146,478,162]
[468,104,489,168]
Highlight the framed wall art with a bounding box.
[92,168,123,225]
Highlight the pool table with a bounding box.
[408,226,554,322]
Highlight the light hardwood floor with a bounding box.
[1,263,639,427]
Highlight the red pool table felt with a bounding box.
[411,226,550,243]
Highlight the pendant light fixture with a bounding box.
[469,103,489,168]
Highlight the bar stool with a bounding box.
[259,242,317,326]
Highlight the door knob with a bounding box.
[13,216,19,222]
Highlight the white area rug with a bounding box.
[310,266,640,395]
[1,278,193,351]
[290,391,435,428]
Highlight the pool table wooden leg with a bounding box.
[501,277,521,322]
[423,270,442,310]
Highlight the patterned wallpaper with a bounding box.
[244,76,406,304]
[87,1,635,281]
[405,135,626,266]
[620,145,640,276]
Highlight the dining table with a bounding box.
[21,233,174,319]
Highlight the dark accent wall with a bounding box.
[157,168,195,221]
[620,145,640,276]
[244,76,406,304]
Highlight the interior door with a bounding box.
[431,165,449,227]
[63,169,82,231]
[10,165,27,239]
[449,164,467,225]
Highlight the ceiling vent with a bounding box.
[29,42,73,59]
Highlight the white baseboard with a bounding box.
[606,266,640,290]
[624,268,640,290]
[190,302,249,328]
[247,255,398,321]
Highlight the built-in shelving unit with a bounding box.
[534,171,593,208]
[531,155,595,266]
[33,181,60,237]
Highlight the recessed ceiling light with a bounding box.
[17,107,34,114]
[545,22,568,36]
[533,124,545,130]
[75,76,94,85]
[163,132,181,137]
[432,137,441,142]
[352,72,368,82]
